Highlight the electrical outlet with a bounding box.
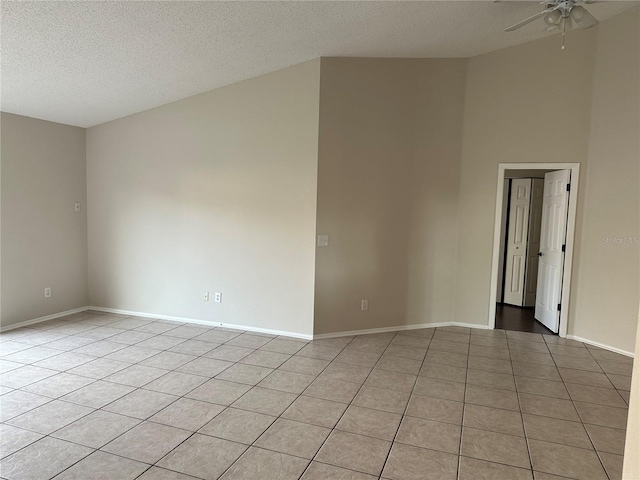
[74,202,81,212]
[44,287,52,298]
[361,299,368,311]
[214,292,222,303]
[203,291,210,302]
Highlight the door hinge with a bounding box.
[561,244,566,252]
[557,303,562,311]
[566,183,571,192]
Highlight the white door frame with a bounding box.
[488,163,580,338]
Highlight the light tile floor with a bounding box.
[0,311,633,480]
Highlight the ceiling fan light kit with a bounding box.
[504,0,600,49]
[544,9,563,26]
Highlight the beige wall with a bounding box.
[623,308,640,478]
[1,113,88,327]
[456,9,639,354]
[572,9,639,353]
[456,27,595,329]
[314,58,467,335]
[86,60,320,336]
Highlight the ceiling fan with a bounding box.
[505,0,599,48]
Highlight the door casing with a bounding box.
[488,163,580,338]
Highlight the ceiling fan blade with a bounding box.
[505,8,556,32]
[571,5,599,28]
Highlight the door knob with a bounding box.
[537,252,543,256]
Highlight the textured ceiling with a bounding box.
[1,1,636,127]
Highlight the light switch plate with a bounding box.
[317,235,329,247]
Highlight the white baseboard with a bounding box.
[452,322,492,330]
[88,306,313,341]
[567,335,635,358]
[220,323,311,341]
[0,306,90,332]
[312,321,490,340]
[3,305,632,358]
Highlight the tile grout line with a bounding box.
[508,330,536,476]
[456,328,473,480]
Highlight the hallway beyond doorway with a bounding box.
[495,304,554,334]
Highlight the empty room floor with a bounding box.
[0,312,632,480]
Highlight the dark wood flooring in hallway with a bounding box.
[495,304,555,335]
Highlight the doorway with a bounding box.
[489,163,580,338]
[496,175,547,332]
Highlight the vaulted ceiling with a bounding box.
[1,1,636,127]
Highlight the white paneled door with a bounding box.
[524,179,544,307]
[535,170,571,333]
[503,179,532,306]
